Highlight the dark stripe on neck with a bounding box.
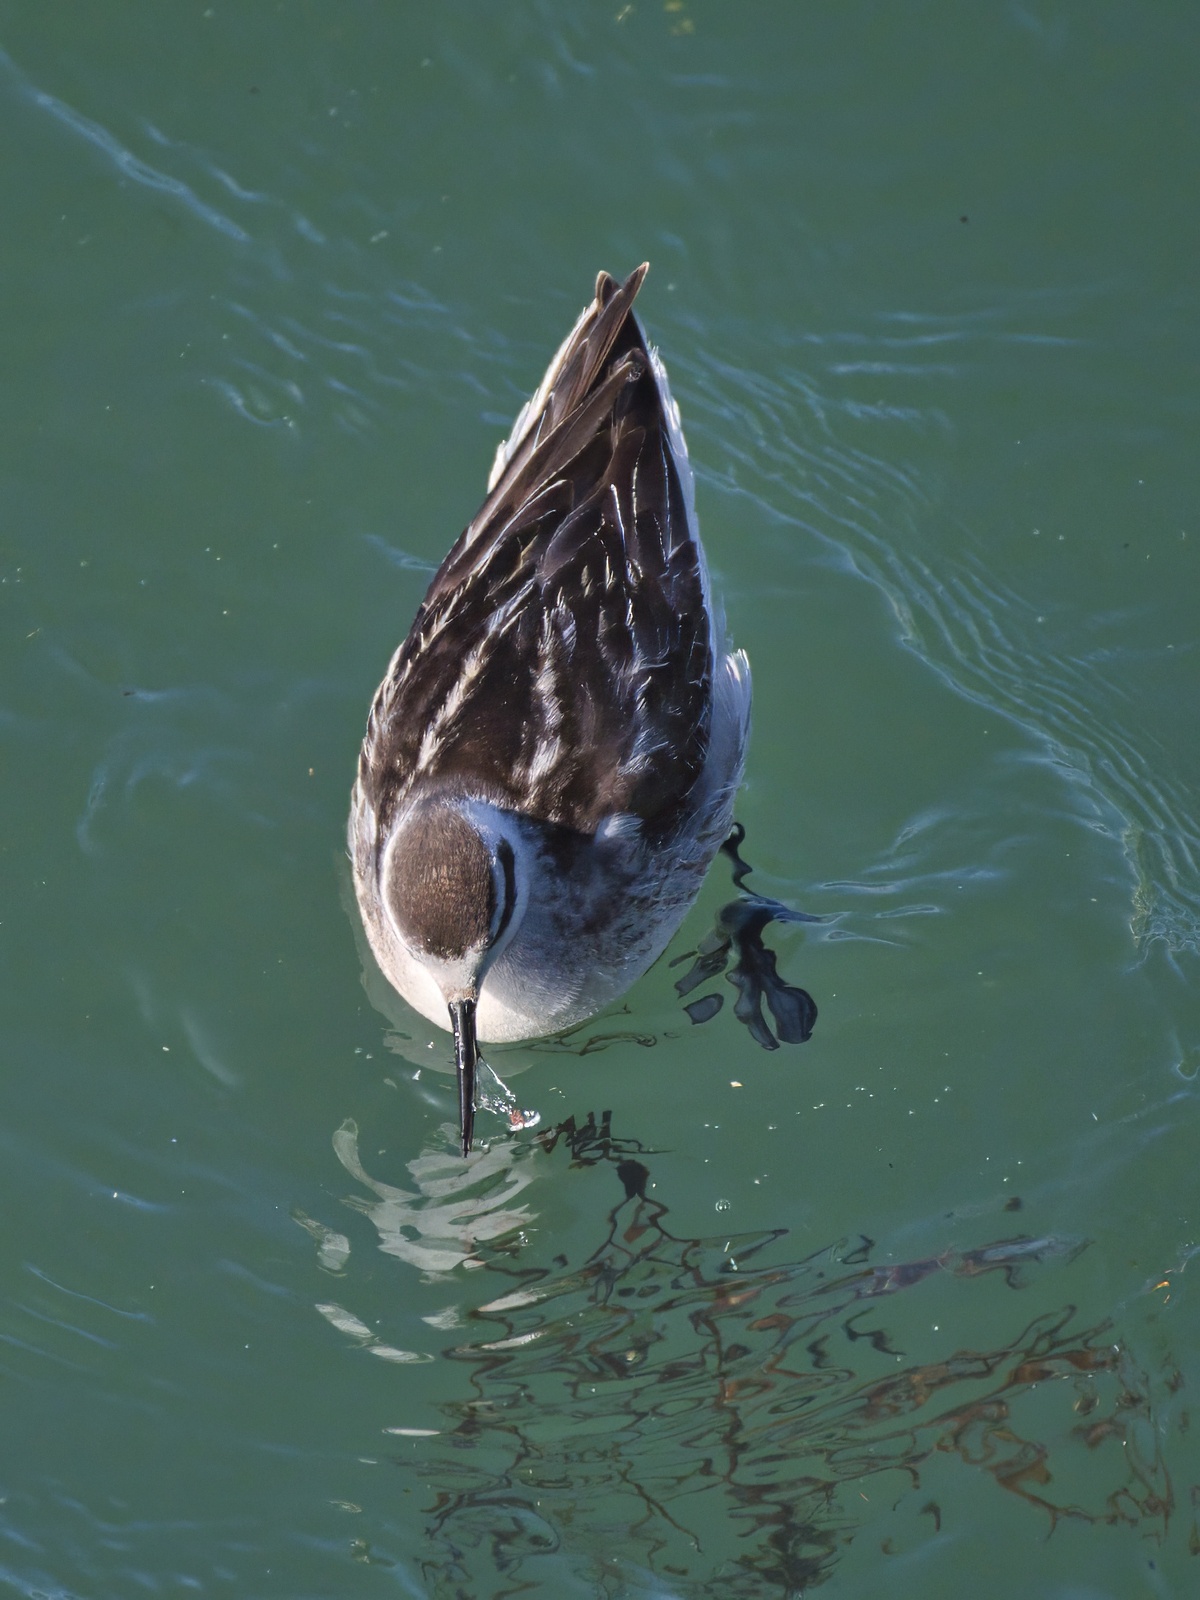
[493,837,517,944]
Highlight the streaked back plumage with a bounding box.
[357,266,712,845]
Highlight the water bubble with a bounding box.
[714,1198,731,1213]
[476,1059,541,1133]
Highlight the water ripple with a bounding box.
[316,1127,1179,1597]
[0,49,249,244]
[676,323,1200,961]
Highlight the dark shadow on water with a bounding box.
[335,1125,1174,1598]
[671,823,819,1050]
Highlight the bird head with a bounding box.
[383,799,519,1154]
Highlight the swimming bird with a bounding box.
[349,265,751,1155]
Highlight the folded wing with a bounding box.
[361,266,712,841]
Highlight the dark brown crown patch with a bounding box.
[385,806,495,961]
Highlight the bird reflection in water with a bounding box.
[315,1117,1175,1596]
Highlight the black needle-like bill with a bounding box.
[449,998,479,1156]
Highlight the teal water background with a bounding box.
[2,4,1198,1595]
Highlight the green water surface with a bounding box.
[2,4,1198,1596]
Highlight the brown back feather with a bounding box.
[361,267,711,841]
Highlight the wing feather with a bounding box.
[361,266,712,842]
